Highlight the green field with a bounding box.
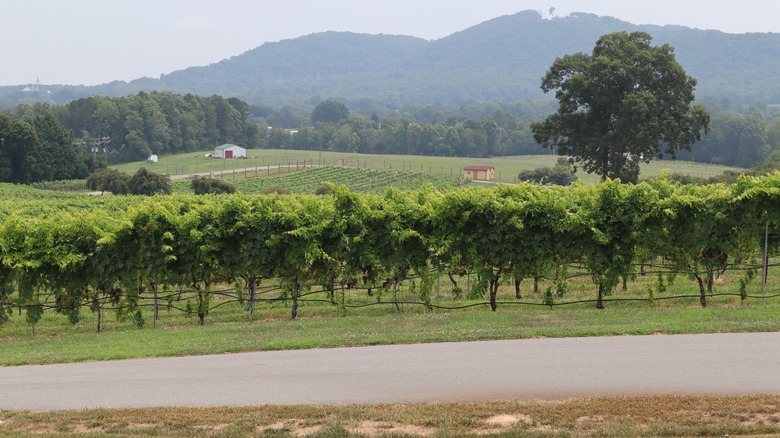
[170,166,468,194]
[112,149,741,184]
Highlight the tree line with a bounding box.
[4,89,780,184]
[0,111,101,184]
[50,92,262,163]
[1,174,778,330]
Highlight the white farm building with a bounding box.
[214,144,246,159]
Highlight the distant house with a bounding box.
[463,165,494,181]
[214,144,246,159]
[148,154,159,163]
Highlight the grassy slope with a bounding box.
[112,149,741,184]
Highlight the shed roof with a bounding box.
[463,165,494,171]
[215,143,244,150]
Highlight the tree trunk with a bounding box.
[622,275,628,291]
[489,277,499,312]
[707,269,714,295]
[393,280,401,313]
[696,274,707,308]
[291,279,300,320]
[248,276,257,320]
[328,274,336,304]
[95,296,102,334]
[596,283,605,309]
[515,278,522,299]
[533,276,540,293]
[448,273,458,287]
[152,280,158,328]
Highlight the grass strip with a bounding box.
[2,298,780,366]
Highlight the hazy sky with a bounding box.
[2,0,778,86]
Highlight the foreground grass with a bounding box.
[2,396,780,437]
[1,295,779,366]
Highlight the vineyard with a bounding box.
[171,166,468,194]
[112,149,741,185]
[2,173,780,335]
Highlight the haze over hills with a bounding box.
[3,10,780,108]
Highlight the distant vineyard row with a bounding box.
[170,166,468,194]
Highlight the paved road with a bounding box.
[1,332,779,410]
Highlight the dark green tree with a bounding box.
[531,32,710,183]
[0,115,37,183]
[312,99,350,125]
[86,168,131,194]
[191,176,236,195]
[127,168,171,195]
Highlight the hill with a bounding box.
[2,11,779,107]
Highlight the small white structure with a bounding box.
[214,144,246,159]
[148,154,159,163]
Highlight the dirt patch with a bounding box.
[258,419,323,437]
[575,415,605,425]
[293,425,325,436]
[18,423,57,434]
[126,422,156,430]
[72,422,105,434]
[530,424,563,433]
[350,420,436,437]
[740,413,780,426]
[194,423,230,431]
[485,414,532,427]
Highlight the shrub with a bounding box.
[191,177,236,195]
[517,157,578,186]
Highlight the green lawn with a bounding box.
[112,149,741,184]
[2,264,779,366]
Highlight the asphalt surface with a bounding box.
[1,332,780,410]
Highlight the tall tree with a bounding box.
[532,32,710,183]
[312,100,350,125]
[0,115,37,183]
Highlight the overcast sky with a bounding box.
[2,0,778,86]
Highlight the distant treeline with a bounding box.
[49,92,262,163]
[51,93,551,162]
[0,111,101,184]
[4,92,780,177]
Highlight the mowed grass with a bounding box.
[112,149,741,184]
[2,263,780,366]
[2,396,780,437]
[1,271,779,437]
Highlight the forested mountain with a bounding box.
[2,11,779,108]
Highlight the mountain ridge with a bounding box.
[2,10,779,108]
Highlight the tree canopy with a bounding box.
[531,32,710,183]
[311,100,350,125]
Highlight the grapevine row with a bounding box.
[1,173,779,330]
